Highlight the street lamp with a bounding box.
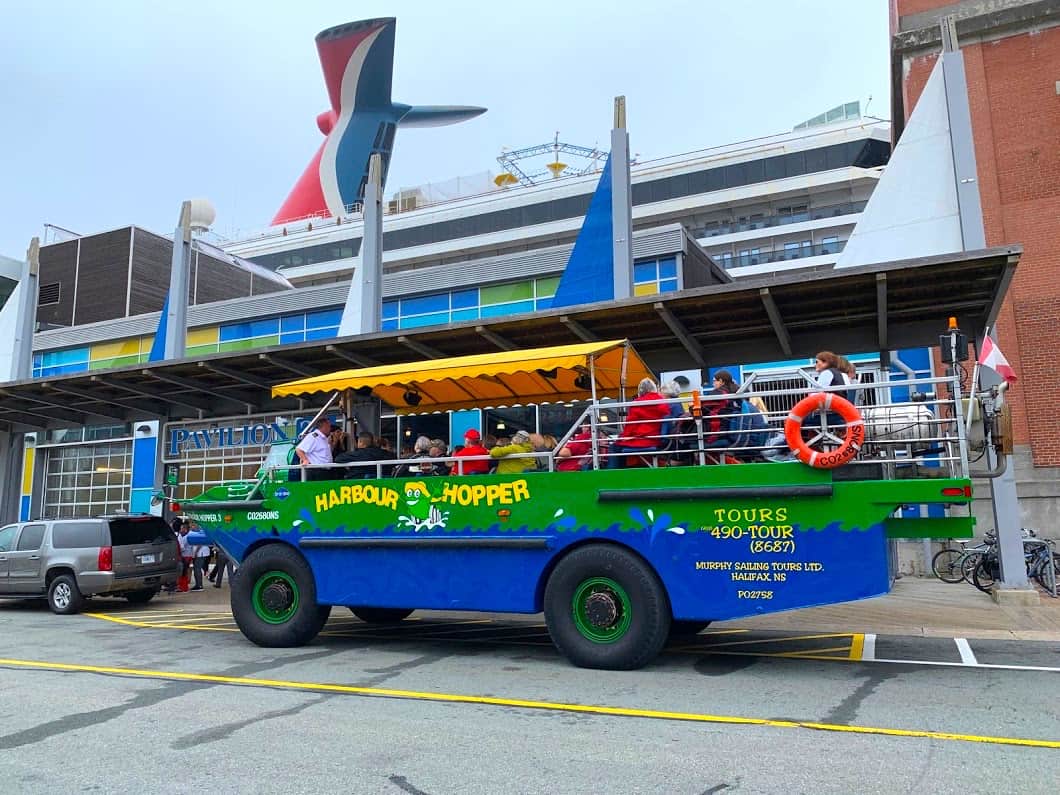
[163,198,215,360]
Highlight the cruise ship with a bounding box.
[224,109,890,330]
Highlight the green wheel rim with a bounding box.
[571,576,632,643]
[252,570,300,624]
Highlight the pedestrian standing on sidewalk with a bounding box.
[190,525,211,591]
[175,518,193,593]
[210,547,235,588]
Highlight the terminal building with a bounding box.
[1,112,898,523]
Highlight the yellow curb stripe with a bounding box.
[849,633,865,661]
[0,656,1056,750]
[698,632,854,649]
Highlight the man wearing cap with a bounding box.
[451,429,490,475]
[295,417,334,481]
[489,430,535,474]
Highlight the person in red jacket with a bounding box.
[608,378,670,468]
[450,428,491,475]
[557,420,594,472]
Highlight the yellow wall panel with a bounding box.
[21,448,34,494]
[91,338,141,360]
[187,327,219,346]
[633,283,659,297]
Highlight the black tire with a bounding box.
[931,548,965,583]
[544,544,670,670]
[47,573,84,615]
[231,544,331,647]
[125,589,158,604]
[350,607,414,624]
[669,620,712,637]
[972,556,999,594]
[960,552,984,583]
[1032,552,1059,591]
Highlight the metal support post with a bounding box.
[359,152,384,334]
[164,201,192,360]
[610,96,633,300]
[11,238,41,380]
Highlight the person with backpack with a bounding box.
[703,370,740,450]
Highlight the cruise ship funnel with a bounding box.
[273,18,486,225]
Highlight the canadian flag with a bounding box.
[978,336,1018,383]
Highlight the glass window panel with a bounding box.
[451,289,478,309]
[279,332,304,346]
[633,283,658,297]
[450,308,479,322]
[280,315,305,332]
[633,261,657,283]
[382,319,398,331]
[659,279,679,293]
[534,277,559,298]
[479,300,534,318]
[400,293,450,316]
[304,327,338,341]
[219,322,252,342]
[382,301,399,319]
[805,148,827,173]
[248,318,280,338]
[480,282,532,305]
[306,309,342,329]
[535,297,553,310]
[398,312,450,329]
[658,257,677,279]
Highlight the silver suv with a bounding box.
[0,515,180,614]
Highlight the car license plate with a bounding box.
[139,553,157,564]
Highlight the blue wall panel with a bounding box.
[132,436,157,489]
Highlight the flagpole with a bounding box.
[964,324,986,435]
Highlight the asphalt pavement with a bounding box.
[0,576,1057,793]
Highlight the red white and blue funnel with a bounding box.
[274,18,486,225]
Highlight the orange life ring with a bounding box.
[783,393,864,469]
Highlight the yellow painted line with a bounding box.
[696,632,854,650]
[0,656,1056,750]
[775,646,853,658]
[697,629,751,636]
[88,613,854,660]
[688,648,853,662]
[86,613,239,632]
[850,633,865,661]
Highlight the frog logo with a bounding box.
[398,481,449,531]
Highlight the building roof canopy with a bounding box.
[0,246,1018,432]
[272,339,653,412]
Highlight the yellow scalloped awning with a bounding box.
[272,339,654,412]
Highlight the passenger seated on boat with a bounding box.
[530,433,558,471]
[658,381,690,463]
[392,435,435,477]
[490,430,536,474]
[334,432,388,479]
[557,421,594,471]
[702,370,740,451]
[608,378,670,468]
[450,429,490,475]
[725,397,772,461]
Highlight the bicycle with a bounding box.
[970,532,1058,597]
[932,535,995,583]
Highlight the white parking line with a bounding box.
[862,633,877,661]
[955,638,978,665]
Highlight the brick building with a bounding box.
[891,0,1060,527]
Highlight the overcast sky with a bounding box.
[0,0,889,256]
